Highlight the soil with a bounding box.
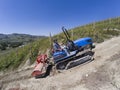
[1,36,120,90]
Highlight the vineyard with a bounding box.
[0,17,120,72]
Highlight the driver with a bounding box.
[53,39,62,52]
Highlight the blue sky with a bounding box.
[0,0,120,36]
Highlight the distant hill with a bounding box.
[0,33,46,42]
[0,33,47,50]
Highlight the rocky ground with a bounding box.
[0,36,120,90]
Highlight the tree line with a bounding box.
[0,41,23,50]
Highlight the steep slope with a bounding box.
[0,17,120,72]
[58,17,120,43]
[0,37,49,71]
[1,36,120,90]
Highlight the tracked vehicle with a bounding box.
[32,27,95,78]
[52,27,95,70]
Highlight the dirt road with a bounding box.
[1,36,120,90]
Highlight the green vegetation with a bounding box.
[0,33,46,51]
[57,17,120,43]
[0,17,120,71]
[0,37,50,71]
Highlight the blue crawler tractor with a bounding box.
[32,27,95,78]
[52,27,95,70]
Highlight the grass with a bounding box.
[0,17,120,71]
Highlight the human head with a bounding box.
[53,39,58,43]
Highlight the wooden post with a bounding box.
[93,22,96,30]
[109,18,111,24]
[71,30,74,40]
[118,17,120,24]
[49,33,52,47]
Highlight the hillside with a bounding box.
[0,17,120,72]
[0,33,45,41]
[57,17,120,43]
[0,33,46,50]
[0,35,120,90]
